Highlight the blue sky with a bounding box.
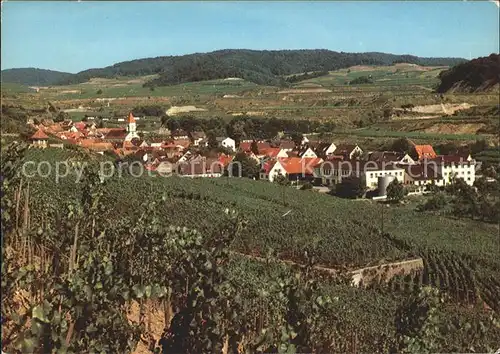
[1,1,499,73]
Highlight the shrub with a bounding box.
[421,193,447,211]
[300,182,313,190]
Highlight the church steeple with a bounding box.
[128,112,136,124]
[125,112,139,141]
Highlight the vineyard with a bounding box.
[382,249,500,313]
[2,145,500,353]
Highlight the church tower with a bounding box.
[125,112,139,141]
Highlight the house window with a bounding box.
[370,173,373,178]
[467,171,470,174]
[467,177,471,181]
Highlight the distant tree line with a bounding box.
[162,115,337,143]
[8,49,464,87]
[420,176,499,224]
[0,68,73,86]
[131,105,166,117]
[349,76,374,85]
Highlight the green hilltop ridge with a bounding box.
[1,67,73,86]
[2,49,467,87]
[437,53,500,93]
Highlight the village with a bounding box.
[27,111,478,197]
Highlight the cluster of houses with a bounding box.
[28,112,477,192]
[257,141,476,194]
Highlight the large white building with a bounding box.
[314,160,405,189]
[428,155,476,186]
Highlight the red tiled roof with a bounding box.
[279,140,296,150]
[74,122,87,131]
[280,157,323,175]
[128,112,136,124]
[259,147,281,158]
[239,141,272,153]
[104,128,127,140]
[79,139,114,151]
[31,129,49,140]
[261,159,277,174]
[58,131,83,141]
[95,128,111,134]
[218,153,234,167]
[46,124,63,133]
[414,145,437,160]
[264,157,323,175]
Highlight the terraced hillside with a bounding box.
[2,62,498,145]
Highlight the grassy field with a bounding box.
[1,82,33,93]
[327,128,491,141]
[32,78,260,100]
[302,64,446,88]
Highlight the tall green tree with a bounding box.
[334,177,366,199]
[391,138,412,154]
[290,132,303,147]
[387,179,406,203]
[227,152,259,178]
[250,140,259,155]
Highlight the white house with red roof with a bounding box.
[30,128,49,148]
[260,157,323,182]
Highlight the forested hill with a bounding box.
[2,49,467,87]
[436,53,500,93]
[1,68,73,86]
